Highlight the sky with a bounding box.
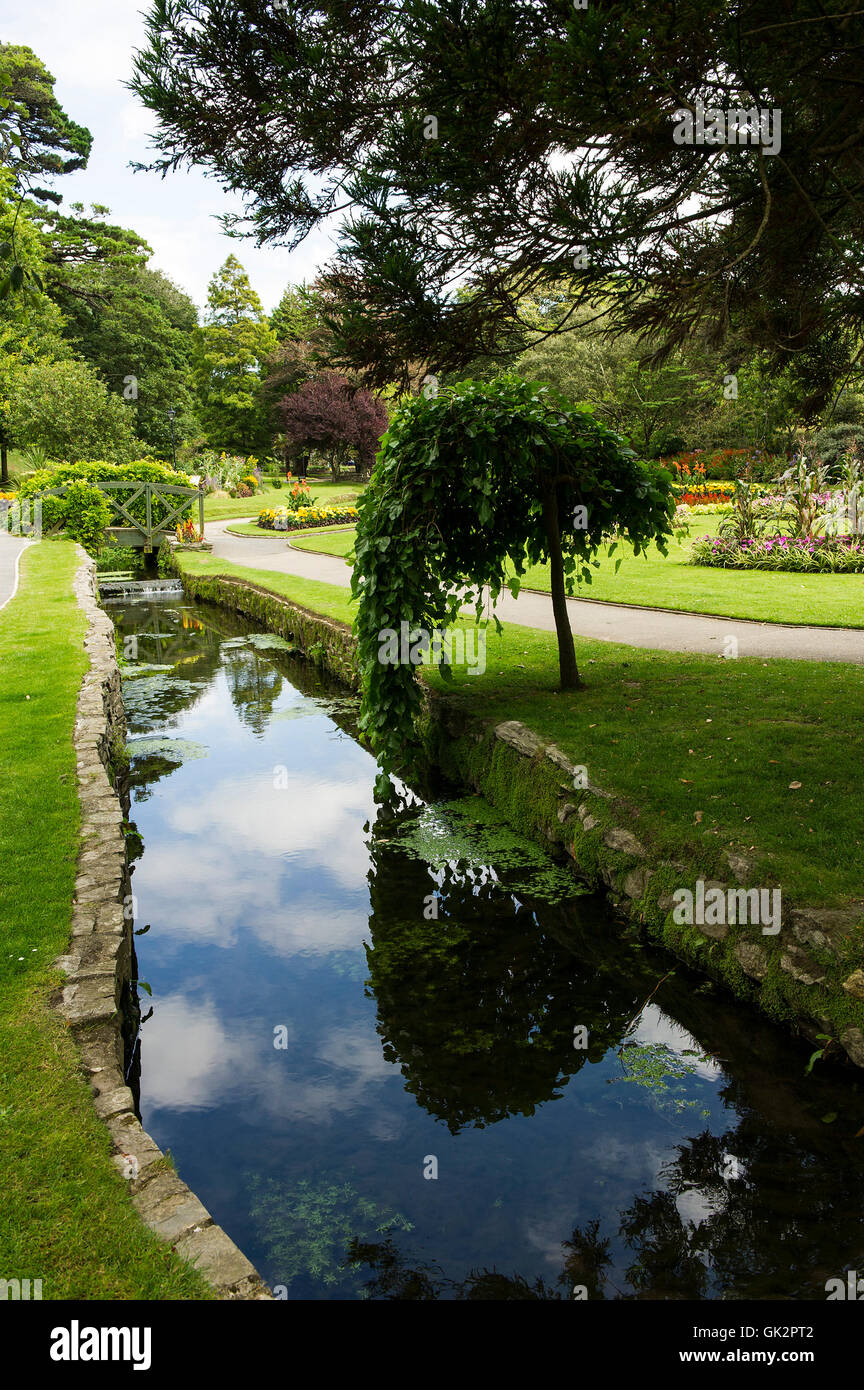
[1,0,338,315]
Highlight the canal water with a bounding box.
[107,595,864,1301]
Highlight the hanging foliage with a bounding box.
[351,376,676,775]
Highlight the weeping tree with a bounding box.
[352,377,676,773]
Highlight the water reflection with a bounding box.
[107,598,864,1301]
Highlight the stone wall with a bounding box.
[53,549,271,1299]
[168,555,359,690]
[423,704,864,1072]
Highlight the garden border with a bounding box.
[53,548,272,1300]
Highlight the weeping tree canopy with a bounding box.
[351,377,676,774]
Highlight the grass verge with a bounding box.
[0,540,213,1299]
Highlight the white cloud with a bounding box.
[141,992,255,1110]
[165,772,375,890]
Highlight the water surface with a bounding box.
[109,597,864,1300]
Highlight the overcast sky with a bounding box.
[3,0,338,315]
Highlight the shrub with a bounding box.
[718,478,763,542]
[664,448,785,483]
[192,451,260,492]
[60,481,112,555]
[96,545,144,575]
[283,475,318,511]
[808,422,862,470]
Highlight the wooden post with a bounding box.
[199,484,205,540]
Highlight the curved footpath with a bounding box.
[209,519,864,664]
[0,532,31,610]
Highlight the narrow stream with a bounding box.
[108,595,864,1301]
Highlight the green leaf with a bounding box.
[804,1049,824,1076]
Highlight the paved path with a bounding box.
[209,519,864,664]
[0,532,30,611]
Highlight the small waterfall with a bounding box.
[99,577,184,599]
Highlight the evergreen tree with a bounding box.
[193,255,276,453]
[133,0,864,409]
[269,282,324,344]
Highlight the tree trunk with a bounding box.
[541,483,581,690]
[0,443,7,487]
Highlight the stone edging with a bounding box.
[167,553,359,690]
[53,548,271,1300]
[425,708,864,1072]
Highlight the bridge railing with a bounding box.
[40,480,205,551]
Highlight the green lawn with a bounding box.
[278,516,864,628]
[0,541,213,1299]
[203,476,364,521]
[290,526,357,559]
[175,549,864,908]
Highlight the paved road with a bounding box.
[208,519,864,664]
[0,532,30,611]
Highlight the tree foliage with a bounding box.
[0,44,91,205]
[269,281,325,344]
[132,0,864,407]
[32,204,200,453]
[352,377,675,776]
[193,254,276,452]
[9,359,141,463]
[279,371,387,477]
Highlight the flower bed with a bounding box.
[664,448,786,481]
[678,484,735,506]
[690,533,864,572]
[675,481,775,507]
[257,505,358,532]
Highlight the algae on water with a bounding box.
[119,662,174,678]
[120,673,208,725]
[390,797,586,904]
[248,1175,412,1295]
[221,633,300,653]
[607,1042,714,1117]
[126,736,209,764]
